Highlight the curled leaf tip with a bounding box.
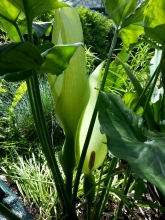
[88,150,96,171]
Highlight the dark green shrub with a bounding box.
[78,7,114,63]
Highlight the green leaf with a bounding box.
[0,87,6,93]
[0,42,43,76]
[122,92,143,116]
[111,188,131,208]
[115,56,156,130]
[98,91,165,195]
[121,0,148,28]
[32,22,52,38]
[37,42,54,54]
[115,56,143,95]
[120,24,144,49]
[10,81,27,111]
[0,0,19,22]
[104,50,128,94]
[8,0,69,20]
[137,201,165,212]
[119,1,147,49]
[2,69,32,82]
[38,43,82,75]
[134,179,147,200]
[103,0,138,27]
[144,0,165,45]
[0,0,21,41]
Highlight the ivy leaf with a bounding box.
[98,91,165,195]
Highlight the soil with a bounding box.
[1,177,165,220]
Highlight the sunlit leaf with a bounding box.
[0,87,6,93]
[10,81,27,111]
[0,0,20,41]
[144,0,165,45]
[98,91,165,195]
[8,0,69,19]
[122,92,139,110]
[120,24,143,49]
[39,43,82,75]
[103,0,138,27]
[121,0,148,28]
[104,61,127,94]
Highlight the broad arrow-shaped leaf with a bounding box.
[32,22,52,38]
[0,0,21,41]
[103,0,138,27]
[8,0,69,19]
[98,91,165,195]
[0,42,43,81]
[38,43,82,75]
[144,0,165,45]
[119,1,148,49]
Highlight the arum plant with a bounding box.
[0,1,82,219]
[3,0,164,219]
[48,7,107,203]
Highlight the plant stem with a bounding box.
[22,1,78,218]
[65,172,73,201]
[22,0,33,44]
[115,168,133,219]
[27,73,78,219]
[15,23,24,41]
[100,28,119,91]
[87,202,92,220]
[93,157,118,220]
[72,27,119,207]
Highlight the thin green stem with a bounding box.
[72,28,119,207]
[92,157,118,220]
[22,1,78,218]
[87,202,92,220]
[65,172,73,201]
[93,158,106,214]
[115,168,133,219]
[22,0,33,44]
[100,28,119,91]
[15,23,24,41]
[0,202,23,220]
[27,73,78,219]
